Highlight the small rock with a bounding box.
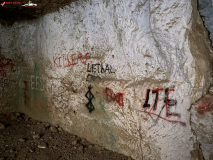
[9,149,13,153]
[15,113,20,116]
[209,86,213,94]
[33,134,40,139]
[0,123,5,129]
[43,126,50,130]
[58,127,62,131]
[19,138,25,142]
[29,149,34,153]
[37,122,40,125]
[50,126,57,133]
[72,140,77,145]
[10,115,17,121]
[27,125,30,127]
[44,123,49,127]
[78,145,83,151]
[38,142,47,149]
[81,139,85,143]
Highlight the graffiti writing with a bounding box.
[102,87,124,107]
[85,85,95,112]
[196,95,213,115]
[31,75,44,91]
[23,81,30,106]
[140,88,185,126]
[0,58,14,77]
[87,63,115,74]
[53,53,90,68]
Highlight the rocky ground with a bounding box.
[0,113,132,160]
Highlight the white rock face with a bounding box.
[0,0,213,159]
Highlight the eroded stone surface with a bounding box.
[191,94,213,160]
[0,0,213,159]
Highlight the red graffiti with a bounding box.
[197,96,212,114]
[139,110,186,126]
[198,102,211,110]
[103,87,124,107]
[53,53,90,68]
[23,81,30,106]
[0,70,6,77]
[141,88,184,126]
[0,58,14,77]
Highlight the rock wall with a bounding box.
[0,0,213,159]
[198,0,213,46]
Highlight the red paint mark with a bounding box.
[53,53,90,68]
[152,88,163,110]
[139,110,186,126]
[80,52,90,65]
[141,88,184,126]
[0,70,6,77]
[0,58,14,77]
[23,81,30,106]
[53,56,59,67]
[71,54,78,65]
[103,87,124,107]
[197,98,212,114]
[198,102,211,110]
[144,88,163,117]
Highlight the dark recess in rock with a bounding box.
[0,0,79,26]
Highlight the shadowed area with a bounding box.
[0,0,79,25]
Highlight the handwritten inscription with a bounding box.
[53,53,90,68]
[31,75,44,91]
[87,63,115,74]
[0,58,14,77]
[102,87,124,107]
[140,88,185,126]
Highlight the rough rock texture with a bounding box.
[0,0,213,159]
[198,0,213,46]
[191,94,213,160]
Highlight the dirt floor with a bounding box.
[0,113,132,160]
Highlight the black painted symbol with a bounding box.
[85,85,95,113]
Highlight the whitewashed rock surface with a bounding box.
[0,0,213,159]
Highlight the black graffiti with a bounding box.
[142,88,182,124]
[164,88,179,118]
[143,89,150,108]
[87,63,115,74]
[85,85,95,113]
